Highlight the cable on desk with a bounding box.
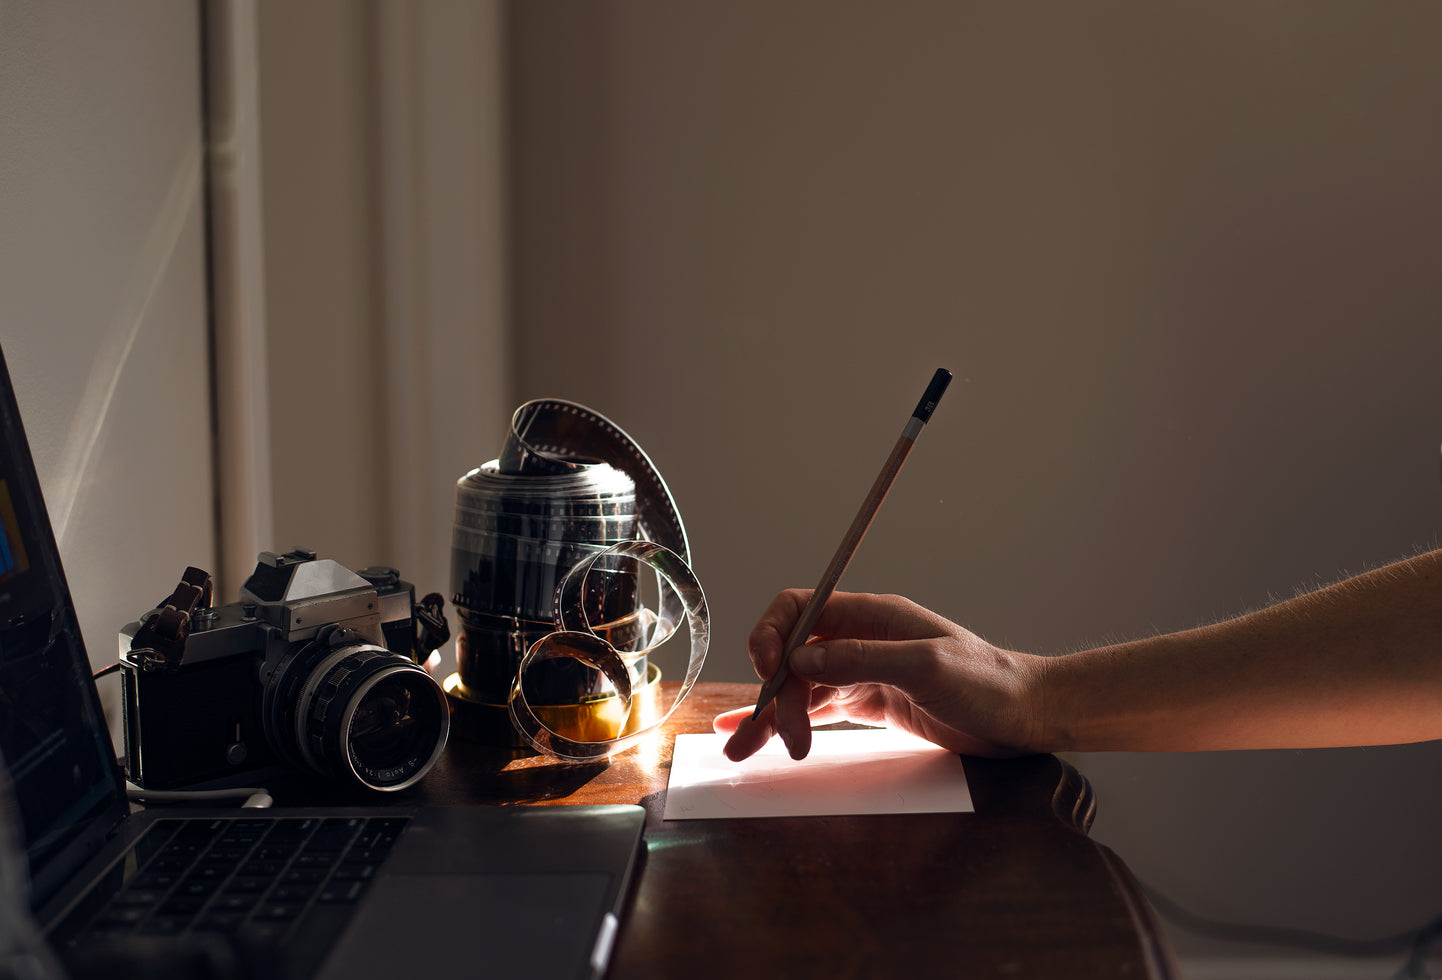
[125,782,274,808]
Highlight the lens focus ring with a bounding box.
[297,645,450,791]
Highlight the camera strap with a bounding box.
[414,592,450,658]
[128,566,213,670]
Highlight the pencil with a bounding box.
[751,367,953,719]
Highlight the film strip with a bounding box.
[509,539,708,761]
[450,400,708,760]
[500,399,690,563]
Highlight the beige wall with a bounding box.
[255,0,510,619]
[0,0,216,732]
[508,3,1442,975]
[256,0,389,569]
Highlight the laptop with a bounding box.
[0,345,645,980]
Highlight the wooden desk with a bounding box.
[283,682,1179,978]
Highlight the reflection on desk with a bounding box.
[270,682,1180,979]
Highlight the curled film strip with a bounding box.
[509,539,708,761]
[456,400,708,760]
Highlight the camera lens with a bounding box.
[266,642,450,792]
[344,665,448,786]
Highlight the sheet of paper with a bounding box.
[663,727,973,820]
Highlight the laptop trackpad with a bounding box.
[317,872,612,980]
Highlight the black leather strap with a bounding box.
[129,566,213,670]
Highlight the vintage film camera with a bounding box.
[119,549,451,792]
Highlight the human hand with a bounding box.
[713,590,1048,761]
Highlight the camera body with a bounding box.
[120,549,450,792]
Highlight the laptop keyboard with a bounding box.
[56,815,409,964]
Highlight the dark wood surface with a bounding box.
[280,682,1180,979]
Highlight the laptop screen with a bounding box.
[0,347,129,909]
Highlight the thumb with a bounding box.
[789,638,930,692]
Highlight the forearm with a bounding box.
[1038,550,1442,752]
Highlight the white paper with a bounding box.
[663,727,974,820]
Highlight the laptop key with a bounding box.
[158,896,206,916]
[111,889,165,907]
[253,843,300,861]
[224,876,271,895]
[293,853,341,869]
[211,894,260,913]
[139,915,193,935]
[175,882,220,902]
[317,880,368,904]
[269,884,318,903]
[193,911,246,933]
[149,856,193,873]
[128,871,181,889]
[92,907,147,927]
[329,863,378,881]
[238,920,292,948]
[241,859,286,876]
[189,864,233,882]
